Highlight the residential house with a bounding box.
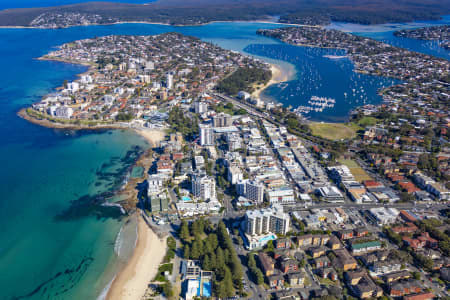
[287,272,305,286]
[274,290,300,300]
[268,274,285,289]
[338,229,354,240]
[279,258,299,274]
[371,260,402,274]
[314,256,331,268]
[296,234,313,247]
[384,270,412,283]
[403,292,435,300]
[389,279,423,297]
[308,246,326,258]
[319,267,338,281]
[354,228,369,238]
[392,222,419,234]
[258,252,275,276]
[333,249,357,271]
[275,238,292,249]
[327,236,342,250]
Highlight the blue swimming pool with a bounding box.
[202,281,211,298]
[182,196,191,202]
[258,234,276,243]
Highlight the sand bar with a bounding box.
[252,63,289,99]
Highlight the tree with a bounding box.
[180,220,190,241]
[183,244,190,259]
[255,269,264,285]
[216,247,225,269]
[207,233,218,250]
[191,240,201,259]
[248,253,256,269]
[161,282,173,298]
[231,256,243,285]
[214,281,226,299]
[203,254,212,271]
[265,240,274,252]
[223,267,235,298]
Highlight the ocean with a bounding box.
[0,17,448,299]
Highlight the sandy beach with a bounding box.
[134,128,167,148]
[251,64,289,99]
[107,214,167,300]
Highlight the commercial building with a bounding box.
[266,186,295,204]
[317,186,345,203]
[368,207,399,226]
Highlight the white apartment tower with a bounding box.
[199,125,214,146]
[192,173,216,201]
[194,101,208,114]
[246,181,264,203]
[245,205,290,235]
[166,72,174,89]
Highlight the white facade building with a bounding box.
[166,73,173,89]
[194,101,208,114]
[192,174,216,201]
[245,205,290,236]
[266,186,295,204]
[245,180,264,203]
[54,106,73,119]
[200,125,214,146]
[227,166,243,185]
[147,174,165,195]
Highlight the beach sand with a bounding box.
[251,64,289,99]
[134,128,167,148]
[107,214,167,300]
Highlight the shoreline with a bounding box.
[0,19,313,30]
[251,63,289,100]
[106,212,167,300]
[133,127,167,148]
[17,107,129,130]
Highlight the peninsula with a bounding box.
[257,27,449,120]
[394,25,450,50]
[20,32,271,129]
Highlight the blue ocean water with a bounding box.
[0,17,448,299]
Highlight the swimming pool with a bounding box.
[202,280,211,298]
[182,196,191,202]
[258,234,276,243]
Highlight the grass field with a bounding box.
[309,122,357,141]
[337,158,372,182]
